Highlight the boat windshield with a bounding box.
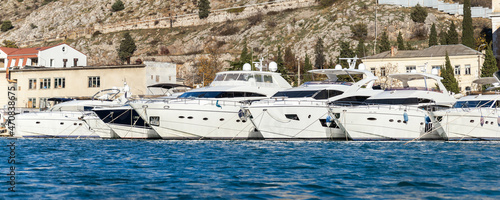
[453,100,496,108]
[179,91,266,98]
[213,73,273,83]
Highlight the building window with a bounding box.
[156,75,160,83]
[50,59,54,67]
[73,58,78,67]
[406,66,416,73]
[88,76,100,88]
[63,59,68,68]
[31,58,38,66]
[380,67,386,77]
[54,77,66,88]
[29,79,37,90]
[40,78,51,89]
[28,98,37,108]
[431,66,441,75]
[39,98,49,109]
[169,76,172,81]
[454,65,461,75]
[465,64,471,75]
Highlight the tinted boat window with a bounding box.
[313,90,344,100]
[214,74,226,81]
[272,90,319,98]
[263,75,273,83]
[453,100,494,108]
[225,73,239,81]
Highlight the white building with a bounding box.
[0,43,87,69]
[362,45,484,94]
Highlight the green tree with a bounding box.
[397,32,405,50]
[1,20,13,32]
[198,0,211,19]
[481,43,498,79]
[429,23,438,47]
[319,0,335,7]
[351,23,368,40]
[118,32,137,64]
[314,38,325,69]
[228,43,251,71]
[274,45,291,82]
[284,46,296,72]
[446,22,459,45]
[355,39,366,58]
[410,3,427,23]
[378,31,391,52]
[462,0,474,48]
[441,52,460,93]
[111,0,125,12]
[2,40,18,48]
[338,41,354,68]
[439,31,447,45]
[303,53,313,82]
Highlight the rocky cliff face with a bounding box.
[0,0,491,84]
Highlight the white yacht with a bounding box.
[14,87,130,138]
[328,73,456,140]
[93,83,190,139]
[242,66,382,140]
[129,61,292,140]
[431,76,500,140]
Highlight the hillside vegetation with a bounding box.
[0,0,492,85]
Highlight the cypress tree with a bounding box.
[228,43,251,71]
[461,0,474,48]
[439,31,447,45]
[397,32,405,50]
[447,22,459,45]
[198,0,211,19]
[303,53,313,82]
[441,52,460,93]
[355,39,366,58]
[118,32,136,64]
[314,38,325,69]
[378,31,391,52]
[275,46,291,82]
[429,23,438,47]
[338,41,354,68]
[481,43,498,78]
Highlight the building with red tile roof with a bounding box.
[0,44,87,69]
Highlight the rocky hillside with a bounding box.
[0,0,492,84]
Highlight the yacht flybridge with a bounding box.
[431,73,500,140]
[129,60,292,140]
[242,63,382,140]
[328,72,456,141]
[14,85,131,138]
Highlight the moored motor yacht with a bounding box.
[14,86,130,138]
[431,75,500,140]
[93,83,191,139]
[328,72,456,140]
[129,61,292,140]
[242,64,382,140]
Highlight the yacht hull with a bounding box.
[94,107,161,139]
[131,100,260,140]
[14,111,115,138]
[246,104,347,140]
[433,108,500,140]
[329,105,444,141]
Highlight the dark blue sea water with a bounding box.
[2,138,500,199]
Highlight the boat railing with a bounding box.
[329,102,431,112]
[253,98,330,106]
